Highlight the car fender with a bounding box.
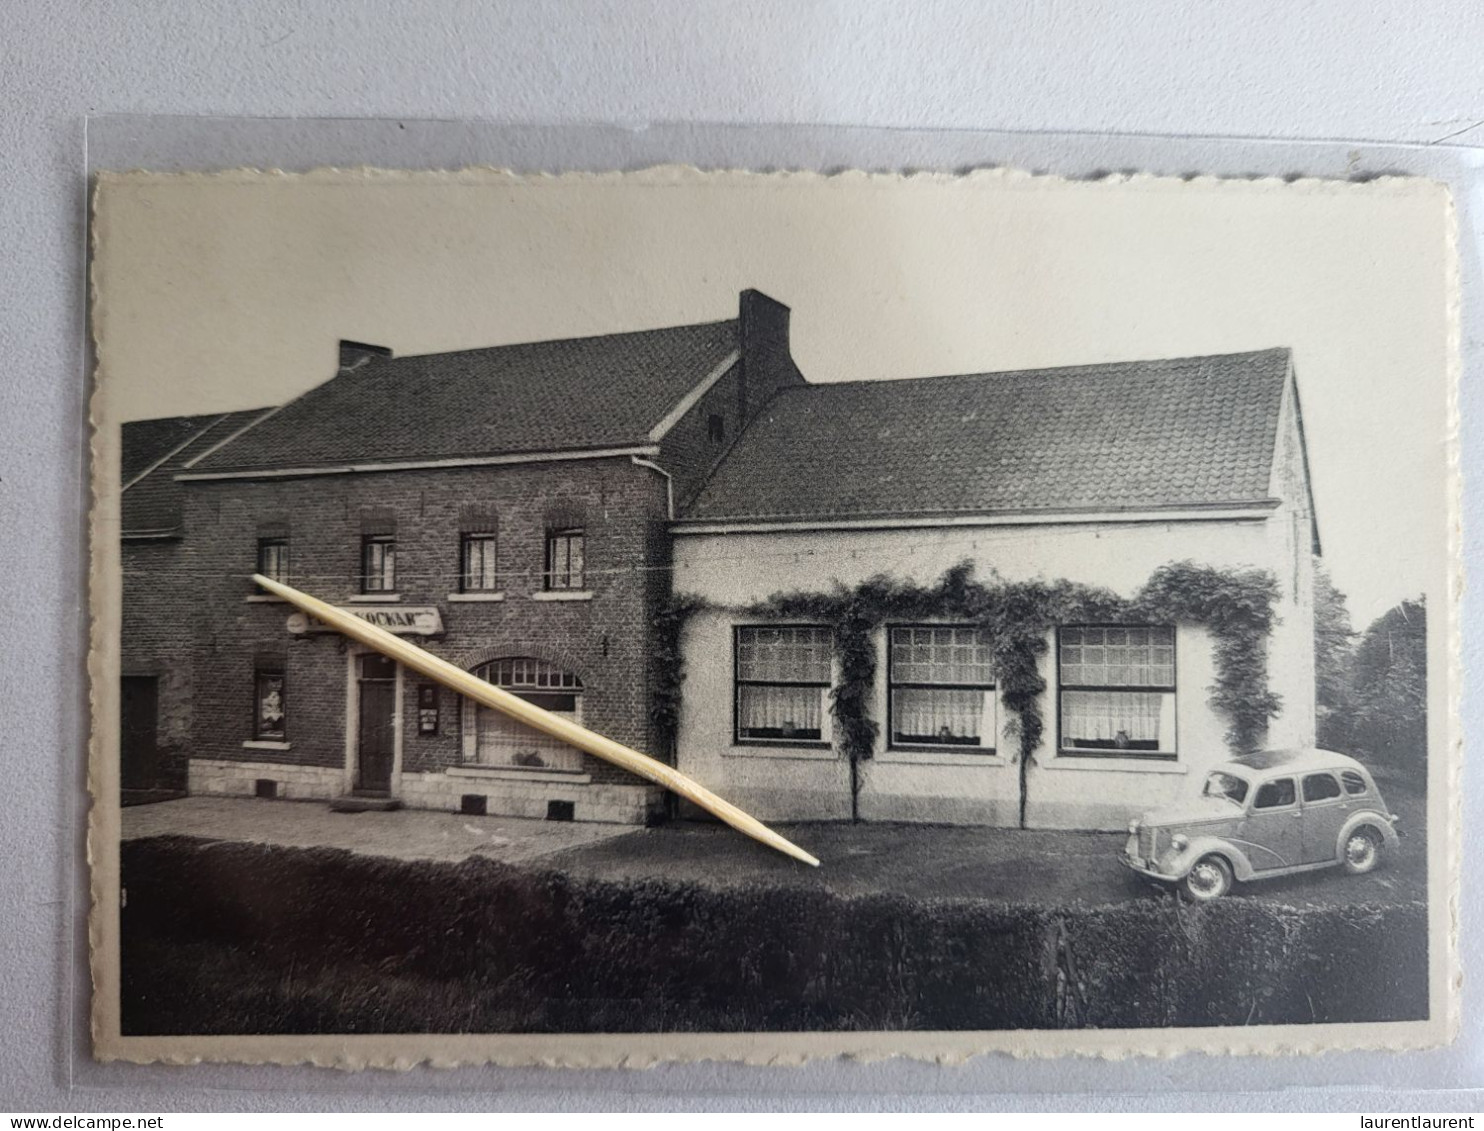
[1338,810,1399,854]
[1165,837,1257,883]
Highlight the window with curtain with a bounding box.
[360,534,396,593]
[460,531,498,592]
[888,625,996,750]
[1058,625,1176,757]
[734,626,832,744]
[255,536,289,589]
[544,528,585,590]
[463,658,584,772]
[253,667,286,741]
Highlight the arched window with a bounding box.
[462,658,584,772]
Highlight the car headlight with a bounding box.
[1170,834,1189,852]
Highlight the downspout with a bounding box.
[631,456,680,820]
[630,456,674,520]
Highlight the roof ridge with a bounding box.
[389,317,738,363]
[785,346,1293,393]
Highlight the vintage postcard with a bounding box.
[89,166,1459,1066]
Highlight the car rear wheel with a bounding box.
[1182,855,1233,902]
[1342,828,1382,875]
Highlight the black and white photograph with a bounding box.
[89,167,1457,1064]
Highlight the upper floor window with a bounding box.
[361,534,396,593]
[544,528,585,591]
[708,413,726,444]
[1059,625,1176,758]
[460,532,499,592]
[888,625,996,750]
[256,536,289,589]
[735,626,832,744]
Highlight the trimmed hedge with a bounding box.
[120,836,1428,1035]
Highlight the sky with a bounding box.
[93,168,1453,624]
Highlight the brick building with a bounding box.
[120,407,269,800]
[120,288,1320,830]
[122,290,800,822]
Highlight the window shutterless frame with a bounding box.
[459,531,498,592]
[1056,624,1178,761]
[543,528,585,591]
[360,533,396,593]
[732,624,833,748]
[886,624,997,753]
[251,666,286,742]
[255,536,289,591]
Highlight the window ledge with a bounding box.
[448,766,591,784]
[242,740,291,752]
[723,746,838,762]
[877,749,1006,767]
[447,591,506,602]
[531,590,593,602]
[243,594,286,603]
[1047,756,1185,774]
[348,593,400,603]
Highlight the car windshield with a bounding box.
[1202,771,1249,805]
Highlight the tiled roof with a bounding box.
[682,349,1291,522]
[121,416,209,487]
[121,409,270,533]
[188,320,739,474]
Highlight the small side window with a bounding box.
[1341,770,1368,796]
[1253,777,1296,809]
[1302,772,1342,802]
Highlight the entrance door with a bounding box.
[120,676,159,791]
[355,654,397,792]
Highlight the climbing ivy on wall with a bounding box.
[651,560,1282,818]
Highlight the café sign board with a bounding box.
[286,605,444,636]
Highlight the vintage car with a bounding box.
[1122,748,1400,901]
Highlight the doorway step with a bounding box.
[329,792,404,813]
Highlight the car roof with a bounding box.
[1227,748,1369,775]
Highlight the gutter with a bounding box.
[669,500,1284,536]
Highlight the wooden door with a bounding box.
[356,656,397,792]
[120,676,159,791]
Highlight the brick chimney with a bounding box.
[338,340,393,374]
[737,289,805,422]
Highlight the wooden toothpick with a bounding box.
[253,575,820,867]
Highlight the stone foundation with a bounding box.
[188,758,343,801]
[186,758,661,824]
[401,771,661,824]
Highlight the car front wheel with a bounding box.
[1342,828,1382,875]
[1181,855,1233,902]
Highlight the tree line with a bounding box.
[1314,565,1427,783]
